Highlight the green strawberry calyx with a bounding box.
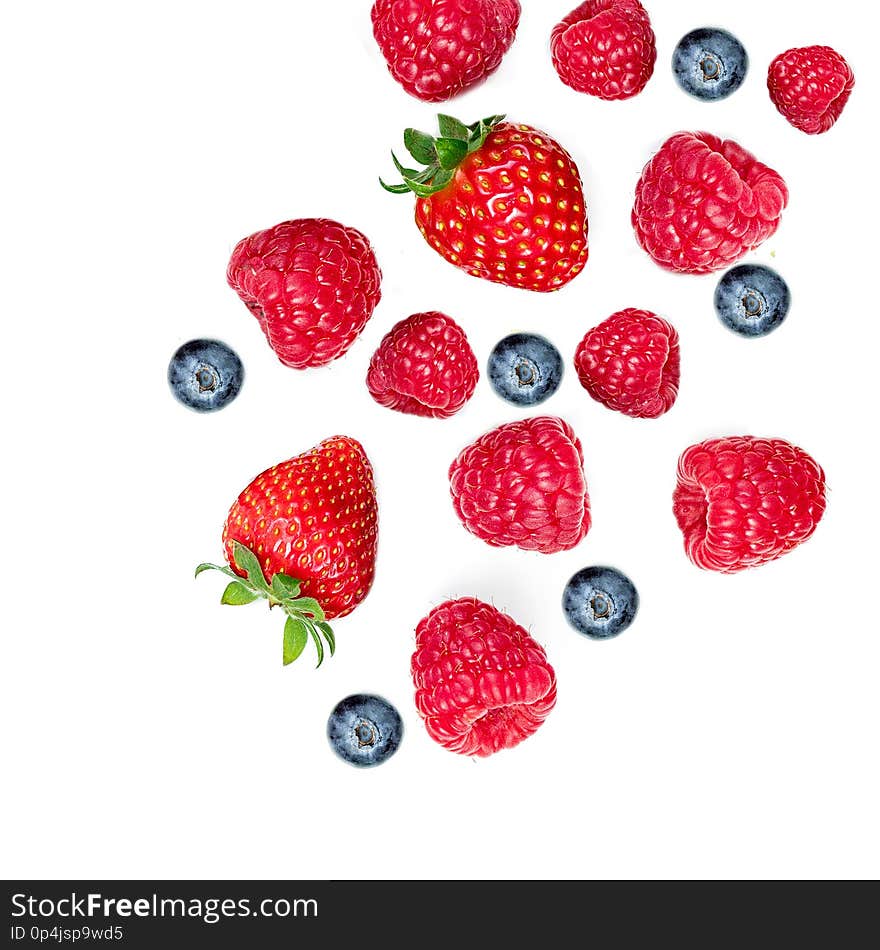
[195,541,336,668]
[380,113,506,198]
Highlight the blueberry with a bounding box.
[327,694,403,768]
[487,333,563,406]
[562,566,639,640]
[168,338,244,412]
[714,264,791,337]
[672,28,748,101]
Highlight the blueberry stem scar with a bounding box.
[515,361,536,385]
[196,366,217,391]
[742,291,763,317]
[700,55,720,80]
[355,720,377,747]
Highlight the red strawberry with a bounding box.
[449,416,591,553]
[551,0,656,101]
[631,132,788,275]
[382,113,588,292]
[227,219,382,369]
[366,311,478,418]
[673,436,826,573]
[196,436,378,665]
[371,0,520,103]
[412,598,557,757]
[574,308,680,419]
[767,46,855,135]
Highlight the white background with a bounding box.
[3,1,878,880]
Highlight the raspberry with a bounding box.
[371,0,520,103]
[227,219,382,369]
[449,416,591,553]
[574,308,680,418]
[631,132,788,275]
[767,46,855,135]
[551,0,656,100]
[673,436,826,573]
[366,311,479,418]
[412,598,557,757]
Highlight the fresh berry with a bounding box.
[574,308,680,419]
[672,28,748,101]
[371,0,520,103]
[487,333,563,406]
[196,436,378,665]
[327,694,403,768]
[551,0,656,101]
[632,132,788,275]
[227,219,382,369]
[167,339,243,412]
[412,598,556,757]
[673,436,826,573]
[382,113,588,293]
[366,311,478,418]
[714,264,791,337]
[767,46,855,135]
[449,416,591,553]
[562,566,639,640]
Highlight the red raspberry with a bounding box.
[366,311,478,418]
[449,416,591,553]
[767,45,855,135]
[574,308,680,418]
[412,598,557,757]
[551,0,656,101]
[227,219,382,369]
[631,132,788,275]
[371,0,520,103]
[673,436,826,573]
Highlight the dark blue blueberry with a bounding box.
[487,333,563,406]
[327,694,403,768]
[563,566,639,641]
[168,339,244,412]
[714,264,791,338]
[672,28,748,101]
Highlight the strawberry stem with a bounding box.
[195,541,335,667]
[380,113,506,197]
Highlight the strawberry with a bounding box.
[366,310,479,418]
[631,132,788,275]
[449,416,591,553]
[371,0,520,103]
[551,0,656,101]
[412,597,557,756]
[767,46,855,135]
[227,218,382,369]
[574,308,680,418]
[196,436,378,666]
[382,113,589,292]
[673,436,826,573]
